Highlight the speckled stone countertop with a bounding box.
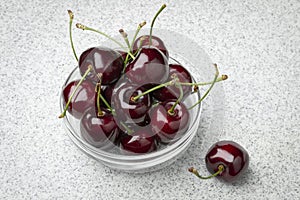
[1,0,299,199]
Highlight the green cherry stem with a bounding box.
[95,73,115,115]
[188,64,220,110]
[119,29,131,52]
[131,80,174,102]
[188,165,225,180]
[130,21,146,51]
[67,10,78,61]
[100,94,115,115]
[149,4,166,45]
[76,23,135,60]
[168,80,183,115]
[122,23,146,73]
[96,81,104,117]
[122,53,130,73]
[59,65,93,118]
[179,74,228,86]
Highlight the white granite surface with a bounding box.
[1,0,299,199]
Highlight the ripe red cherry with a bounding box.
[111,82,152,125]
[62,80,96,119]
[120,128,157,154]
[189,141,249,182]
[152,64,192,101]
[132,35,169,59]
[80,107,120,149]
[78,46,123,85]
[150,100,190,143]
[125,46,169,87]
[205,141,249,182]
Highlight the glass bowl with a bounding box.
[60,29,223,172]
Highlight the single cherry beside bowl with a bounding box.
[189,140,249,182]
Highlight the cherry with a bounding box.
[125,46,169,87]
[111,81,152,125]
[61,79,96,119]
[150,100,190,143]
[189,141,249,182]
[132,35,169,59]
[78,46,123,85]
[80,107,120,149]
[120,128,157,154]
[152,64,192,101]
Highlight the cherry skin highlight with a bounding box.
[205,140,249,182]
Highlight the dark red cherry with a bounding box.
[125,46,169,87]
[120,128,157,154]
[150,100,190,143]
[78,47,123,85]
[205,141,249,182]
[152,64,192,101]
[133,35,169,59]
[111,82,152,125]
[80,107,120,149]
[62,80,96,119]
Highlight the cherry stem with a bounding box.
[119,29,131,52]
[67,10,78,61]
[100,94,115,115]
[122,53,130,73]
[120,121,133,135]
[121,22,147,72]
[94,73,115,115]
[131,21,146,51]
[149,4,166,45]
[137,36,146,51]
[188,64,220,110]
[179,74,228,86]
[59,65,93,118]
[168,77,183,115]
[131,80,174,102]
[188,165,225,180]
[96,81,104,117]
[76,23,135,60]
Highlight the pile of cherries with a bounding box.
[60,5,249,182]
[61,34,196,153]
